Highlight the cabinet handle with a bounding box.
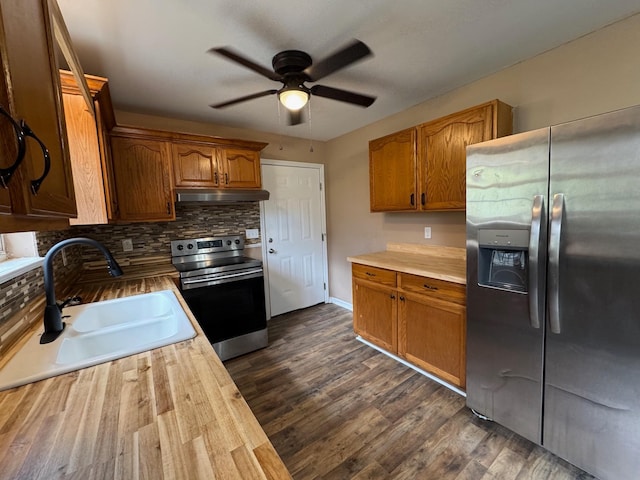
[390,294,395,299]
[399,295,405,301]
[21,121,50,195]
[423,283,438,290]
[365,272,376,277]
[410,193,415,206]
[166,202,171,214]
[421,192,425,206]
[225,172,229,185]
[0,105,26,188]
[214,171,219,184]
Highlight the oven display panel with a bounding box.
[197,239,223,249]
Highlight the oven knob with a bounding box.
[234,239,240,244]
[177,245,184,251]
[187,243,194,249]
[226,240,232,246]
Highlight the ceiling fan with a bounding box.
[208,39,376,125]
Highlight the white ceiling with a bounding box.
[57,0,640,141]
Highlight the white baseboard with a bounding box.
[329,297,352,311]
[356,336,466,397]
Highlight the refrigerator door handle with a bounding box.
[528,194,545,329]
[548,193,565,334]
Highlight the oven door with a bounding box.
[180,274,267,345]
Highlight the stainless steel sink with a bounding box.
[0,290,196,391]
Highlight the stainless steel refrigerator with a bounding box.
[466,104,640,480]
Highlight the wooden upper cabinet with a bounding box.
[60,70,118,225]
[220,147,262,189]
[369,100,512,212]
[172,144,263,190]
[369,128,417,212]
[0,0,76,230]
[110,136,175,222]
[418,101,511,211]
[172,143,218,188]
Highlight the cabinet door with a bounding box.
[111,137,175,222]
[418,105,493,211]
[62,71,118,225]
[353,278,398,353]
[369,128,417,212]
[63,93,109,225]
[398,292,466,387]
[172,143,219,188]
[219,147,261,188]
[0,0,76,218]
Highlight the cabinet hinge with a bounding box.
[319,182,323,191]
[321,233,325,241]
[324,283,326,290]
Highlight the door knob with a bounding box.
[268,238,273,243]
[269,248,276,254]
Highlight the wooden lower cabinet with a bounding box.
[352,264,467,389]
[398,292,466,388]
[353,278,398,353]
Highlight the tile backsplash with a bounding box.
[0,229,81,353]
[70,203,261,263]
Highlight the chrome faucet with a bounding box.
[41,237,123,344]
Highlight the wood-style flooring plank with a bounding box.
[225,303,594,480]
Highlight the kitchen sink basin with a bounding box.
[0,290,196,392]
[70,291,176,333]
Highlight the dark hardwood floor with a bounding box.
[225,303,593,480]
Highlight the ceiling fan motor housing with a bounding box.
[272,50,312,76]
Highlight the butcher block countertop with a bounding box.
[347,243,467,285]
[0,276,290,480]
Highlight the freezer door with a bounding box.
[545,104,640,480]
[466,128,550,444]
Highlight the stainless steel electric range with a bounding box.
[171,234,267,360]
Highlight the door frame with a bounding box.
[259,159,329,319]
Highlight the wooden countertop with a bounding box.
[347,243,467,285]
[0,276,291,480]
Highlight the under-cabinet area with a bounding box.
[348,244,466,389]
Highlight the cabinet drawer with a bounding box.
[398,273,465,305]
[352,264,396,287]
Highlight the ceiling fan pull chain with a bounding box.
[276,96,284,150]
[307,99,314,153]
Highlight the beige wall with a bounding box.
[325,13,640,303]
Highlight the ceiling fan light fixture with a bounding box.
[279,88,309,111]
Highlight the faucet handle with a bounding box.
[57,296,82,311]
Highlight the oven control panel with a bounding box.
[171,235,245,257]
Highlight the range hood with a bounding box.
[175,188,270,204]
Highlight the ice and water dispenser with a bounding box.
[477,229,529,293]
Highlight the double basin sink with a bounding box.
[0,289,196,392]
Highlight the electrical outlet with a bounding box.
[122,239,133,252]
[424,227,432,239]
[245,228,259,239]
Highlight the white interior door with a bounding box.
[261,161,327,317]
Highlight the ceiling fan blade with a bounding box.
[210,90,278,109]
[310,85,375,107]
[209,47,282,81]
[288,109,303,126]
[304,39,372,82]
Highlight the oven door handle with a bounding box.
[182,268,264,285]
